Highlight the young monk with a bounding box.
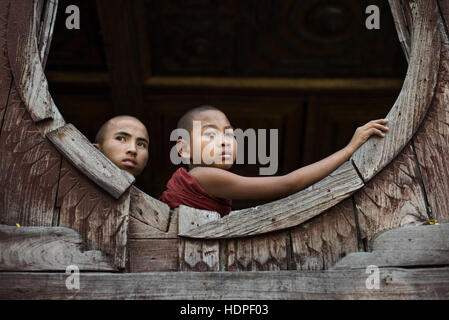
[159,106,389,217]
[93,115,149,177]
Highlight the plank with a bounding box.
[56,159,131,269]
[129,186,170,234]
[412,37,449,223]
[353,143,429,249]
[351,0,441,182]
[47,123,135,199]
[128,239,179,272]
[290,197,359,270]
[0,85,61,227]
[37,0,58,68]
[225,230,290,271]
[178,206,220,271]
[333,224,449,269]
[388,0,411,61]
[1,268,449,299]
[0,0,13,128]
[180,161,363,239]
[0,224,116,271]
[129,212,178,239]
[7,0,58,123]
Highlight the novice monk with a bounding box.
[159,106,389,217]
[93,115,149,177]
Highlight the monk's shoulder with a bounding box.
[189,167,232,185]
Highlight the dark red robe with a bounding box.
[159,167,232,217]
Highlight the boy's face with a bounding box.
[181,110,237,170]
[94,117,149,177]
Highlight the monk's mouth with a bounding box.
[122,159,137,168]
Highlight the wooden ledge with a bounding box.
[47,123,135,199]
[179,161,363,239]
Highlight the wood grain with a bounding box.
[412,36,449,223]
[0,224,116,271]
[225,230,290,271]
[352,0,441,182]
[180,161,363,239]
[178,206,220,271]
[0,0,12,128]
[0,85,61,227]
[128,239,179,272]
[1,268,448,299]
[129,186,171,233]
[290,197,359,270]
[56,159,131,269]
[7,0,57,123]
[47,123,135,199]
[333,223,449,269]
[37,0,58,68]
[388,0,411,61]
[354,143,429,249]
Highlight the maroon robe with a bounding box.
[159,168,232,217]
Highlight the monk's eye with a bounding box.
[225,131,235,137]
[203,131,217,137]
[137,142,148,149]
[115,136,126,142]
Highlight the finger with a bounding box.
[369,128,385,137]
[371,123,389,131]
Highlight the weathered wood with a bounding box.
[1,268,449,299]
[7,0,58,123]
[389,0,411,61]
[178,206,220,271]
[128,239,179,272]
[0,85,61,227]
[354,143,429,249]
[129,212,178,239]
[352,0,440,182]
[333,224,449,269]
[413,35,449,223]
[0,0,12,129]
[290,197,359,270]
[0,224,116,271]
[129,186,171,233]
[37,0,58,68]
[46,123,135,199]
[180,161,363,239]
[56,159,131,269]
[225,230,290,271]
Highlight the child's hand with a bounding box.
[347,119,389,153]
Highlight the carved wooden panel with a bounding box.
[225,230,290,271]
[413,38,449,223]
[56,159,130,269]
[290,197,359,270]
[353,143,429,249]
[145,0,406,77]
[0,85,61,227]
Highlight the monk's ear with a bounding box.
[176,139,190,160]
[93,143,100,150]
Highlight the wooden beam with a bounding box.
[333,223,449,269]
[0,224,116,271]
[1,267,448,299]
[46,123,135,199]
[7,0,60,124]
[351,0,441,182]
[37,0,58,68]
[179,161,363,239]
[388,0,411,62]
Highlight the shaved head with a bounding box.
[95,115,145,145]
[177,105,223,132]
